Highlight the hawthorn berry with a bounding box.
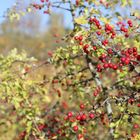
[89,113,95,119]
[77,134,83,139]
[113,65,118,70]
[79,35,83,41]
[107,48,113,54]
[83,44,89,53]
[103,63,108,69]
[93,46,97,50]
[81,114,87,121]
[76,115,81,120]
[133,124,139,129]
[80,103,85,109]
[127,19,132,25]
[68,112,73,117]
[137,55,140,61]
[96,31,101,35]
[73,125,78,132]
[137,103,140,107]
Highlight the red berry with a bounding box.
[107,48,113,54]
[127,19,132,25]
[19,131,26,138]
[128,48,133,54]
[89,17,93,23]
[125,33,129,38]
[77,134,83,139]
[128,98,134,105]
[93,91,98,96]
[102,40,108,46]
[80,104,85,109]
[93,46,97,50]
[68,112,73,117]
[113,64,118,70]
[105,24,112,31]
[74,36,79,40]
[111,34,115,39]
[133,124,139,129]
[97,68,102,72]
[44,10,49,14]
[96,31,101,35]
[73,125,78,132]
[124,58,130,65]
[96,23,100,28]
[131,132,137,138]
[133,47,137,52]
[103,63,108,69]
[97,64,102,69]
[108,63,113,68]
[129,23,133,27]
[81,114,87,121]
[137,55,140,61]
[120,26,125,32]
[133,51,137,56]
[76,0,79,6]
[89,113,95,119]
[79,41,83,45]
[38,124,45,131]
[83,44,89,53]
[98,25,102,29]
[119,63,123,67]
[121,57,126,63]
[76,115,81,120]
[79,36,83,41]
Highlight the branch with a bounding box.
[85,54,115,138]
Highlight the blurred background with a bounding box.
[0,0,73,59]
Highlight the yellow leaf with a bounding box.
[74,16,88,24]
[20,11,25,16]
[26,7,32,13]
[15,13,20,20]
[100,17,110,24]
[121,0,127,7]
[90,7,99,14]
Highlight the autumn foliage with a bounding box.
[0,0,140,140]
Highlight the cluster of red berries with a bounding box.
[117,19,133,37]
[96,62,117,72]
[128,98,140,108]
[32,4,44,9]
[40,0,49,2]
[105,24,116,39]
[93,86,101,97]
[97,46,139,72]
[89,17,102,29]
[74,35,83,46]
[32,0,50,14]
[89,18,116,41]
[102,39,109,46]
[120,47,139,64]
[74,35,99,53]
[74,34,139,72]
[66,109,95,133]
